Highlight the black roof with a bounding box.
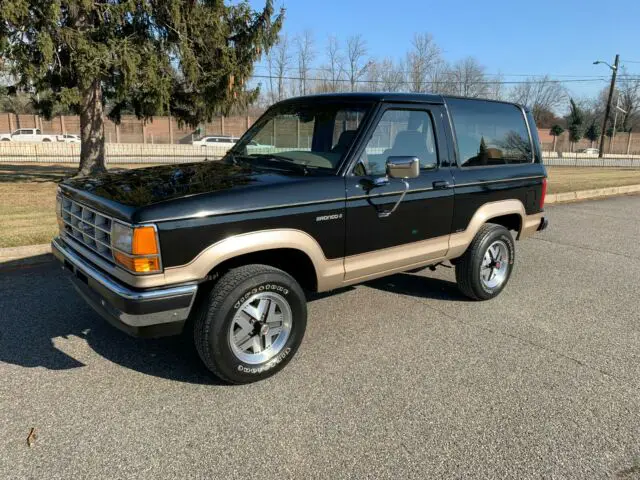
[276,92,525,109]
[278,92,444,105]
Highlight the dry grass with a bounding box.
[0,163,156,248]
[546,167,640,194]
[1,163,639,248]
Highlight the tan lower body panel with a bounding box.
[67,200,544,293]
[326,200,543,291]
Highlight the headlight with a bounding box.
[111,222,161,274]
[112,222,133,253]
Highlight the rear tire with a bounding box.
[455,223,515,301]
[193,264,307,384]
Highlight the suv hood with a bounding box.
[59,160,321,224]
[61,162,267,207]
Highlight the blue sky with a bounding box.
[250,0,640,102]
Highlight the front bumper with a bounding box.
[52,237,198,337]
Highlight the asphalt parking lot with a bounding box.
[1,195,639,479]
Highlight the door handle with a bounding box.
[432,180,450,190]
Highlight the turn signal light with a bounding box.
[114,251,161,273]
[132,226,159,255]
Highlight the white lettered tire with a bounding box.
[193,264,307,384]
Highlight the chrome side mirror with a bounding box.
[386,156,420,179]
[371,156,420,218]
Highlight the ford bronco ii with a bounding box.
[53,93,548,383]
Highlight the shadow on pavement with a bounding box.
[0,262,466,384]
[365,271,470,302]
[0,261,223,385]
[0,253,54,270]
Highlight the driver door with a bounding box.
[344,104,454,280]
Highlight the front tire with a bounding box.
[193,264,307,384]
[455,223,515,301]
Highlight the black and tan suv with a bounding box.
[52,93,549,383]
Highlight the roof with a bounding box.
[277,92,445,105]
[276,92,525,110]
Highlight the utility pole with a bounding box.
[597,54,619,158]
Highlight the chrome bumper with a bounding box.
[52,237,198,337]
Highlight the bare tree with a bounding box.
[365,58,405,92]
[379,58,406,92]
[346,34,370,92]
[405,33,441,93]
[446,57,489,98]
[294,30,315,96]
[429,59,453,94]
[261,33,291,103]
[364,61,381,92]
[617,68,640,131]
[509,76,566,125]
[319,35,345,93]
[486,72,505,101]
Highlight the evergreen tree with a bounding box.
[567,98,584,152]
[584,122,600,148]
[0,1,283,176]
[549,124,564,152]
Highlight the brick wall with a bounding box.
[0,112,259,144]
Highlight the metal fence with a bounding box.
[0,142,224,163]
[1,142,640,167]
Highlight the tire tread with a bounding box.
[455,223,510,301]
[193,264,288,384]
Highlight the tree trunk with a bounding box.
[78,79,106,177]
[552,135,557,152]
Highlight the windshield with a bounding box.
[230,101,373,173]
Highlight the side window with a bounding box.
[332,110,366,153]
[36,129,41,134]
[207,138,217,143]
[448,99,533,167]
[357,109,437,176]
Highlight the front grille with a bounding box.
[60,197,114,261]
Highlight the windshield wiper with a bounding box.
[235,153,310,175]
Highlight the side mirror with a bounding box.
[386,156,420,179]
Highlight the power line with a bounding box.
[254,64,611,79]
[251,74,608,85]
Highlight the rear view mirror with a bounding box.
[386,156,420,179]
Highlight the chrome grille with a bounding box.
[60,197,113,261]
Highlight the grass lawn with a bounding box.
[1,163,639,248]
[546,167,640,194]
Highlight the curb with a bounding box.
[545,184,640,204]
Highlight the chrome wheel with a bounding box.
[229,292,292,365]
[481,240,509,289]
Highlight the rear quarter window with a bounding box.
[447,99,533,167]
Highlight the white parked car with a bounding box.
[579,147,599,155]
[192,135,239,148]
[57,134,81,143]
[0,128,59,142]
